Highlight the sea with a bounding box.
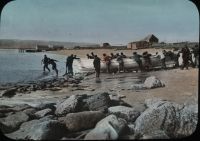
[0,49,82,85]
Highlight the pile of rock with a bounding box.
[0,77,83,97]
[0,93,197,140]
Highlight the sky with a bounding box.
[0,0,199,45]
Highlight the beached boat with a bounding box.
[79,55,176,72]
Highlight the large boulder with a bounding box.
[144,76,165,89]
[34,108,52,118]
[134,99,198,138]
[0,112,29,133]
[108,106,140,122]
[84,115,127,140]
[0,88,17,98]
[64,111,105,132]
[84,92,111,112]
[55,95,87,116]
[6,119,67,140]
[173,104,198,137]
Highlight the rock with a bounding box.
[11,104,31,112]
[0,88,17,98]
[134,99,198,138]
[55,95,87,116]
[0,112,29,133]
[108,106,140,122]
[84,92,111,112]
[174,104,198,137]
[35,102,56,111]
[34,108,52,118]
[64,129,92,139]
[6,119,67,140]
[131,84,146,90]
[130,103,147,114]
[64,111,105,132]
[0,105,14,113]
[142,130,169,139]
[23,108,37,119]
[0,113,6,118]
[143,76,165,89]
[145,98,166,108]
[84,115,127,140]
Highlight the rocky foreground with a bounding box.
[0,94,197,140]
[0,72,198,140]
[0,79,197,140]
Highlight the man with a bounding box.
[181,46,190,70]
[93,55,101,78]
[120,52,127,58]
[91,52,95,59]
[41,55,50,72]
[160,50,167,69]
[142,51,152,71]
[116,54,125,73]
[103,53,111,73]
[172,49,180,68]
[110,53,115,59]
[66,54,80,76]
[86,54,93,59]
[48,58,58,76]
[133,52,143,72]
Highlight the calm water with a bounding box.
[0,49,81,84]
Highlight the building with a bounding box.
[127,34,159,49]
[35,45,50,51]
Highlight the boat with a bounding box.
[78,55,176,72]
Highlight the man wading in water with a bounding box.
[41,55,50,73]
[48,58,58,76]
[65,54,80,76]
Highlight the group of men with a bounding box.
[41,45,198,78]
[41,54,80,76]
[90,45,199,78]
[41,55,58,76]
[91,51,154,78]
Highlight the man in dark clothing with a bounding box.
[91,52,95,59]
[133,52,143,72]
[120,52,127,58]
[48,58,58,76]
[93,55,101,78]
[66,54,80,76]
[181,46,190,70]
[142,51,152,71]
[41,55,50,72]
[110,53,115,59]
[86,54,93,59]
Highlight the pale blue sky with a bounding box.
[0,0,199,45]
